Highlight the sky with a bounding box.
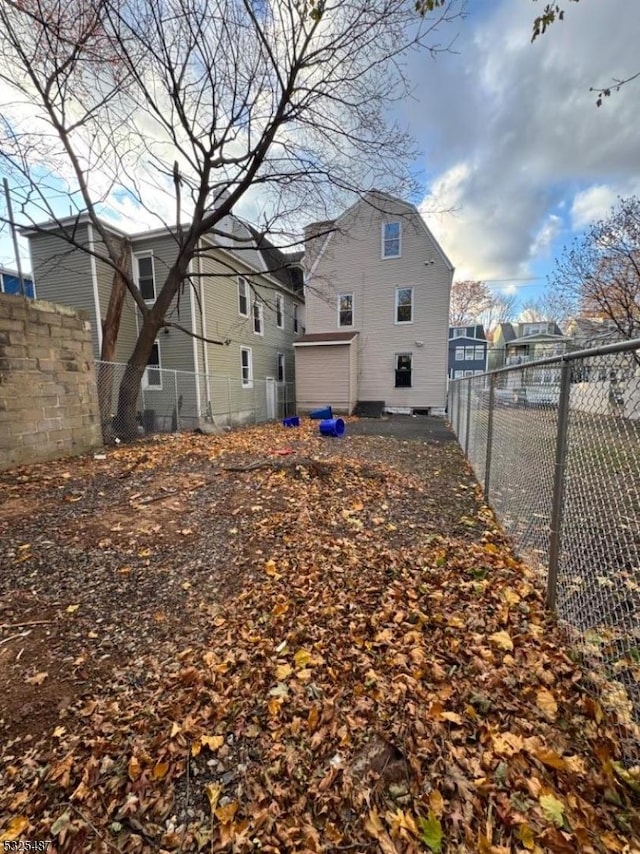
[1,0,639,315]
[409,0,640,307]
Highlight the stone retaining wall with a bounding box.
[0,294,102,470]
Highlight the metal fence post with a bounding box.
[464,379,472,455]
[455,382,461,438]
[174,371,180,431]
[547,359,572,611]
[484,373,495,500]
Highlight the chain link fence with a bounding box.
[95,360,296,441]
[449,338,640,762]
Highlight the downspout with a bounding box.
[198,239,211,419]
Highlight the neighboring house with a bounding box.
[23,213,304,429]
[295,192,453,415]
[0,266,35,299]
[448,324,487,379]
[487,321,573,405]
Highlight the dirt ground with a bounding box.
[1,416,638,852]
[0,417,471,742]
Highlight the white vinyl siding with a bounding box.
[302,197,452,410]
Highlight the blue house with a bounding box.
[0,266,35,299]
[448,324,488,379]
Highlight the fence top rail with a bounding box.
[450,336,640,382]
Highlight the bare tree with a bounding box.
[518,287,574,330]
[449,280,493,326]
[478,290,517,334]
[0,0,463,436]
[550,196,640,344]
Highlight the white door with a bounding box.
[266,377,276,420]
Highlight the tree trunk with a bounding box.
[98,241,130,438]
[114,262,190,440]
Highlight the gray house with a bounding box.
[295,192,453,414]
[448,324,487,379]
[23,214,304,429]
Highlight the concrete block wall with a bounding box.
[0,294,103,470]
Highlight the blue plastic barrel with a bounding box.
[319,418,345,437]
[282,416,300,427]
[309,406,332,420]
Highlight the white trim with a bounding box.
[293,339,355,347]
[241,346,253,388]
[238,275,249,317]
[87,224,103,353]
[307,231,334,279]
[337,292,354,328]
[134,251,156,302]
[381,221,402,260]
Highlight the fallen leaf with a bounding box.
[419,812,443,853]
[26,672,48,686]
[152,761,169,779]
[536,688,558,721]
[489,630,514,651]
[128,755,142,781]
[66,603,80,613]
[275,663,293,680]
[205,782,223,814]
[294,648,312,669]
[539,793,565,827]
[518,823,535,850]
[201,735,224,751]
[0,816,29,842]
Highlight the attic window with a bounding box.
[382,221,401,258]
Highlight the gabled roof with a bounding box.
[306,191,454,277]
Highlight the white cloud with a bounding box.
[411,0,640,284]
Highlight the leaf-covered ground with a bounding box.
[1,418,639,852]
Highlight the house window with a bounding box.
[455,347,465,361]
[136,254,156,301]
[293,303,299,333]
[238,276,248,316]
[464,370,474,377]
[277,353,285,383]
[395,353,412,388]
[253,301,264,335]
[276,293,284,328]
[474,346,485,360]
[338,293,353,327]
[395,287,413,324]
[142,340,162,389]
[465,346,475,360]
[241,347,253,387]
[452,328,466,338]
[454,370,464,378]
[382,221,401,258]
